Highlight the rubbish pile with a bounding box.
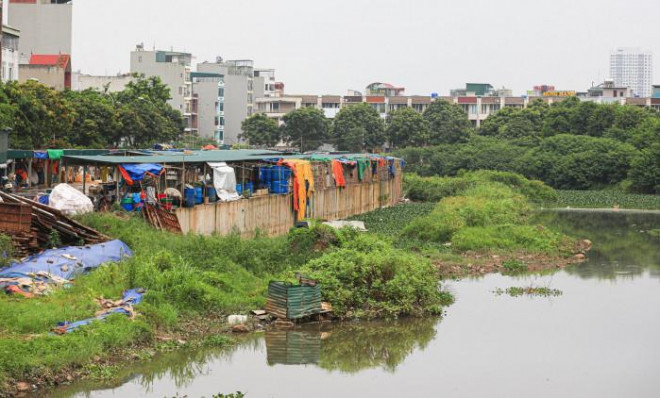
[0,191,108,257]
[0,239,132,297]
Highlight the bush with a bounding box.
[300,234,446,319]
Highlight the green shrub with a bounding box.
[300,234,446,318]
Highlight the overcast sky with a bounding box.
[73,0,659,96]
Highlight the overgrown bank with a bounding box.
[0,171,585,395]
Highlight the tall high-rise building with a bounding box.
[610,47,653,97]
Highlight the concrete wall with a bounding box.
[9,2,72,57]
[72,72,133,92]
[19,64,65,90]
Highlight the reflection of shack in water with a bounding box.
[266,330,321,365]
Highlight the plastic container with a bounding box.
[236,184,243,196]
[270,180,289,194]
[132,192,141,204]
[121,197,134,212]
[259,167,271,183]
[206,186,217,202]
[270,166,291,181]
[194,186,204,204]
[183,188,196,208]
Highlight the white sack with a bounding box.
[207,162,240,202]
[49,183,94,215]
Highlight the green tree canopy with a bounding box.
[332,103,386,152]
[240,113,280,147]
[281,107,329,152]
[423,100,472,144]
[386,107,429,148]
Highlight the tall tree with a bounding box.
[423,100,472,144]
[240,113,280,147]
[281,107,329,152]
[386,107,429,148]
[333,103,386,152]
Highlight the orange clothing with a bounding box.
[280,159,314,221]
[331,160,345,187]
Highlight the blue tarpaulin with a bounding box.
[34,151,48,159]
[54,289,144,334]
[0,239,132,281]
[119,163,164,184]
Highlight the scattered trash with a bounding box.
[322,220,367,231]
[53,288,144,334]
[0,240,132,297]
[231,324,250,333]
[227,314,248,325]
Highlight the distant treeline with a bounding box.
[0,76,184,150]
[395,98,660,194]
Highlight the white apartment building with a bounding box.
[610,47,653,98]
[2,25,20,82]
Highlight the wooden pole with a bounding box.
[27,158,33,188]
[115,166,120,204]
[82,165,86,195]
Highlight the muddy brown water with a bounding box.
[49,211,660,398]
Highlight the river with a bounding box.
[50,211,660,398]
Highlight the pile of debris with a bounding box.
[0,191,108,257]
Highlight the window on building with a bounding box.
[272,102,280,112]
[138,56,142,63]
[218,88,224,97]
[219,117,225,126]
[218,102,224,112]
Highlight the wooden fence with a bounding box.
[176,172,402,237]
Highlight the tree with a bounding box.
[333,103,386,152]
[628,142,660,193]
[386,107,429,148]
[240,113,280,147]
[423,100,472,144]
[281,107,329,152]
[63,89,121,148]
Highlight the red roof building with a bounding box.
[20,53,72,90]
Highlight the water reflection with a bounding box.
[534,211,659,280]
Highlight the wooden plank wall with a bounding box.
[176,167,403,237]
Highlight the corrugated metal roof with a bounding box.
[62,149,286,165]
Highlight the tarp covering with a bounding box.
[207,162,240,201]
[119,163,164,185]
[0,239,132,282]
[53,289,144,334]
[48,183,94,215]
[47,149,64,160]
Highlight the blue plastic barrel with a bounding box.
[236,184,243,195]
[260,167,271,183]
[206,186,217,202]
[132,192,141,203]
[270,166,291,181]
[194,186,203,204]
[183,188,196,208]
[244,182,253,195]
[270,180,289,194]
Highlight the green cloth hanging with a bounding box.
[47,149,64,160]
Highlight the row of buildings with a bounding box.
[1,1,658,144]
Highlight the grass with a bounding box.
[0,211,453,387]
[555,190,660,210]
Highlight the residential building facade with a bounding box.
[8,0,71,63]
[610,47,653,97]
[19,53,70,90]
[191,71,225,143]
[1,24,20,82]
[130,45,197,134]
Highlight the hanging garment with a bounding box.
[281,159,314,221]
[207,162,240,202]
[331,160,345,188]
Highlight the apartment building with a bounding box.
[191,71,225,143]
[610,47,653,97]
[130,45,197,134]
[1,25,20,82]
[71,72,133,92]
[8,0,71,62]
[197,58,276,145]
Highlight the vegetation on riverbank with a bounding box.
[554,190,660,210]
